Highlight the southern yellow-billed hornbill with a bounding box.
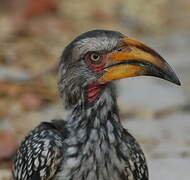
[12,30,180,180]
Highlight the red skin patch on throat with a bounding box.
[86,83,104,102]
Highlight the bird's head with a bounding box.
[59,30,180,108]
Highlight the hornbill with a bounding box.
[12,30,180,180]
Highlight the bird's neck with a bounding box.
[65,83,123,142]
[60,85,129,180]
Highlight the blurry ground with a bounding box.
[0,0,190,179]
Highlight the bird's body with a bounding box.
[13,85,148,180]
[12,30,180,180]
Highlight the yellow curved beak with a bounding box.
[100,37,181,86]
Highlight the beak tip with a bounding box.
[175,79,181,86]
[168,72,181,86]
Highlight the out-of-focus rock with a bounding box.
[12,0,58,34]
[19,93,43,111]
[118,0,190,34]
[0,169,11,180]
[0,131,16,160]
[0,66,30,82]
[149,158,190,180]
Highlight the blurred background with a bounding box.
[0,0,190,179]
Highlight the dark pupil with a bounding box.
[93,54,99,60]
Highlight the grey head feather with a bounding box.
[60,30,125,64]
[58,30,125,109]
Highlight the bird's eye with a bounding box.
[90,53,101,62]
[85,52,103,66]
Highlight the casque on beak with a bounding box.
[100,37,181,86]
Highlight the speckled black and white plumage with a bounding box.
[13,120,67,180]
[12,30,149,180]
